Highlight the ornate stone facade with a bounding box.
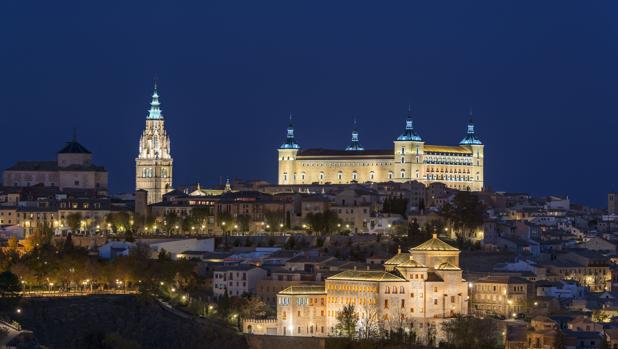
[243,234,469,343]
[277,110,484,191]
[135,84,173,204]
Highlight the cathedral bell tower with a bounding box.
[135,82,173,204]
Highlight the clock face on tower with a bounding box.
[136,84,173,204]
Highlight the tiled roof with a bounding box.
[396,258,426,268]
[423,145,472,154]
[327,270,405,282]
[384,252,411,265]
[279,285,326,295]
[58,141,91,154]
[436,262,461,271]
[411,234,459,252]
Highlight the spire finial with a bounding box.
[147,81,162,119]
[346,117,364,151]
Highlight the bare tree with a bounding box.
[358,302,380,339]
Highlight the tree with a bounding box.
[237,215,251,232]
[6,236,18,253]
[442,315,498,349]
[264,209,284,232]
[66,212,83,232]
[190,207,211,230]
[382,194,408,216]
[335,304,358,338]
[235,297,272,319]
[0,271,21,312]
[305,210,341,235]
[440,191,485,241]
[163,212,180,234]
[358,303,380,339]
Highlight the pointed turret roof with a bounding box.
[459,113,482,145]
[280,114,300,149]
[57,129,91,154]
[397,105,422,141]
[147,81,163,119]
[345,119,365,151]
[411,234,459,251]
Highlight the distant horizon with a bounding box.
[2,1,617,208]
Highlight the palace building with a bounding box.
[277,110,484,191]
[243,234,469,342]
[3,132,108,195]
[135,83,174,204]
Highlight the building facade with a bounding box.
[136,83,173,204]
[469,276,532,318]
[3,133,108,194]
[277,110,484,191]
[243,234,469,342]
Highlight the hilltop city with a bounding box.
[0,84,617,349]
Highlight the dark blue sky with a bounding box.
[2,1,618,207]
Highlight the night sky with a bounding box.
[2,1,618,207]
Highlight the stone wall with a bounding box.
[245,334,325,349]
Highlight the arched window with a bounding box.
[283,172,288,183]
[369,171,375,180]
[400,170,406,178]
[401,157,405,164]
[161,168,168,178]
[301,172,305,181]
[337,172,343,181]
[319,172,324,181]
[400,286,405,293]
[388,172,393,180]
[352,172,358,181]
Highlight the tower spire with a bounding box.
[459,110,482,145]
[147,80,163,119]
[280,114,300,149]
[397,105,422,141]
[346,118,364,151]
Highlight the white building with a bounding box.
[213,264,268,297]
[144,238,214,260]
[98,241,136,260]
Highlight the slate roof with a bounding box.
[58,141,91,154]
[297,148,393,158]
[328,270,405,282]
[279,285,326,295]
[384,252,411,265]
[423,145,473,154]
[5,161,105,172]
[411,234,459,252]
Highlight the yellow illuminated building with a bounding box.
[277,110,484,191]
[243,234,469,342]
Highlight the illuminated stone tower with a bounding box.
[393,106,425,182]
[458,115,484,191]
[277,114,300,185]
[135,82,173,204]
